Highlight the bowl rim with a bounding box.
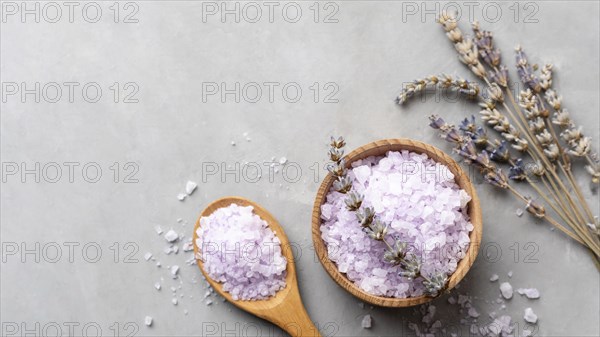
[311,138,483,307]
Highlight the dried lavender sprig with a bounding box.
[397,74,480,104]
[327,136,351,193]
[429,115,552,218]
[471,21,509,88]
[519,89,559,162]
[515,46,542,93]
[438,12,486,79]
[546,89,600,183]
[472,21,501,68]
[479,102,529,152]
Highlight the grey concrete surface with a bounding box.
[1,1,599,336]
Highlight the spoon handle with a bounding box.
[266,285,321,337]
[275,303,321,337]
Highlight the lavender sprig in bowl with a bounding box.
[311,138,483,307]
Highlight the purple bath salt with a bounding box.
[320,150,474,298]
[196,203,287,301]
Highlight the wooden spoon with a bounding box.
[193,196,321,337]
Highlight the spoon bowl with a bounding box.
[193,196,321,337]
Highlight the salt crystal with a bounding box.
[470,324,478,334]
[185,181,197,195]
[231,141,236,146]
[206,300,213,306]
[164,247,173,255]
[457,295,469,306]
[171,265,180,278]
[516,208,524,217]
[353,165,371,185]
[467,307,480,318]
[500,282,513,299]
[517,288,540,299]
[182,241,194,252]
[144,316,153,327]
[156,261,161,267]
[172,298,178,305]
[422,305,436,324]
[524,308,538,324]
[172,246,179,254]
[154,282,161,290]
[165,230,179,243]
[177,193,187,201]
[184,309,188,315]
[490,274,499,282]
[279,157,287,165]
[155,226,163,235]
[144,252,153,261]
[177,218,183,223]
[508,271,513,278]
[361,315,372,329]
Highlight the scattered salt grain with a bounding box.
[486,315,513,336]
[516,208,524,217]
[182,241,194,252]
[172,246,179,254]
[154,282,161,290]
[144,316,153,327]
[422,305,436,324]
[500,282,513,299]
[361,315,372,329]
[171,265,180,278]
[177,193,187,201]
[457,295,469,306]
[490,274,499,282]
[144,252,153,261]
[172,298,178,305]
[185,181,197,195]
[206,299,213,306]
[508,271,513,278]
[197,203,287,301]
[164,230,179,243]
[517,288,540,299]
[279,157,288,165]
[155,226,163,235]
[320,151,473,298]
[468,307,480,318]
[524,308,538,324]
[231,141,236,146]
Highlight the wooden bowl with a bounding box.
[311,138,482,307]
